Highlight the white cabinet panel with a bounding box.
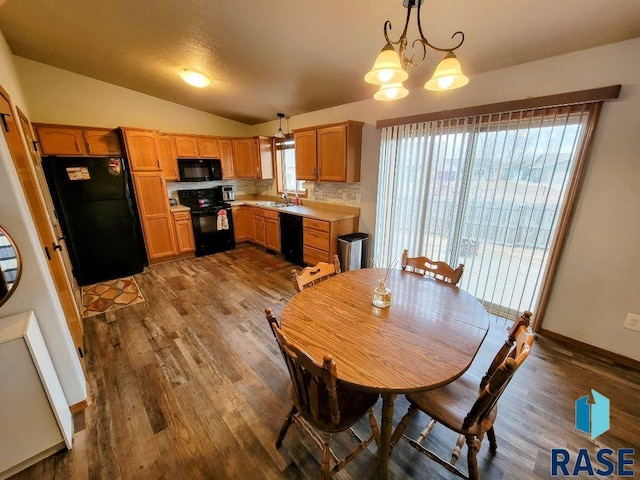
[0,311,72,479]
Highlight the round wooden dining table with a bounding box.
[280,268,490,480]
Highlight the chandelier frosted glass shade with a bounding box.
[364,43,408,85]
[424,52,469,91]
[373,82,409,101]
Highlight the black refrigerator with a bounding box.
[43,156,147,286]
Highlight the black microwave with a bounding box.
[178,159,222,182]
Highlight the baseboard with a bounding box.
[69,396,90,413]
[540,328,640,370]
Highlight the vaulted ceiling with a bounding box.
[1,0,640,125]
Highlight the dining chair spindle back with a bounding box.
[401,249,464,285]
[291,255,341,292]
[265,307,380,479]
[390,312,535,480]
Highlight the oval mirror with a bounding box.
[0,226,22,308]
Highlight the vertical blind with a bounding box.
[374,104,595,319]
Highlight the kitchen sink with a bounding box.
[255,201,294,207]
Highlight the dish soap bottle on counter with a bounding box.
[295,194,301,206]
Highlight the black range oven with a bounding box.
[177,188,235,257]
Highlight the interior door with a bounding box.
[17,109,81,308]
[0,86,85,367]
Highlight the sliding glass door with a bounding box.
[375,104,595,319]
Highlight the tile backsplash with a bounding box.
[169,179,362,207]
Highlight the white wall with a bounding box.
[14,57,251,136]
[0,33,86,404]
[253,39,640,361]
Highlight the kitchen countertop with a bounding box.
[170,204,191,213]
[229,200,359,222]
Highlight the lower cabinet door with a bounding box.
[132,173,177,261]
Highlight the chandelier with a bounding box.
[364,0,469,101]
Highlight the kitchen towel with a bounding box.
[217,209,229,230]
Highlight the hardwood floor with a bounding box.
[10,245,640,479]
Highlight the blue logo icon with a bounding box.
[575,390,609,440]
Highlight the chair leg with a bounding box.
[367,407,381,447]
[390,403,418,451]
[276,406,296,448]
[321,432,332,480]
[451,434,465,464]
[487,427,498,454]
[465,435,481,480]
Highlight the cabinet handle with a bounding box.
[86,142,92,154]
[0,112,10,132]
[157,158,161,169]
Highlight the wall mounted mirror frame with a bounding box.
[0,225,22,308]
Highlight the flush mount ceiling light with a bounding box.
[365,0,469,100]
[274,113,286,138]
[179,69,212,88]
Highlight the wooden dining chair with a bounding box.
[401,249,464,285]
[291,255,341,292]
[390,311,534,480]
[265,307,380,479]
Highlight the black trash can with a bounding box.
[337,233,369,271]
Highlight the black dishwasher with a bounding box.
[280,213,304,267]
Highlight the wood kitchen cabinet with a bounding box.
[293,121,364,182]
[232,206,252,242]
[254,136,274,179]
[122,129,178,263]
[82,129,122,156]
[171,210,195,254]
[218,138,235,178]
[232,137,256,178]
[174,135,220,158]
[122,129,161,171]
[34,125,122,156]
[303,216,359,265]
[198,137,220,158]
[251,207,280,252]
[157,134,179,181]
[132,172,177,262]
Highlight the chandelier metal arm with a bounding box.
[415,0,465,53]
[383,0,466,70]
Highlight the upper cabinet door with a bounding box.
[317,125,347,182]
[82,129,122,156]
[232,138,255,178]
[36,127,87,156]
[255,136,274,179]
[174,136,199,158]
[122,130,160,171]
[157,134,179,181]
[218,138,235,179]
[198,137,220,158]
[294,130,317,180]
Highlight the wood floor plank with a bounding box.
[8,244,640,480]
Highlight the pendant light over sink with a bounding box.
[274,113,286,138]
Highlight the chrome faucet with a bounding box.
[281,193,289,205]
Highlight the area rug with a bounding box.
[81,276,145,318]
